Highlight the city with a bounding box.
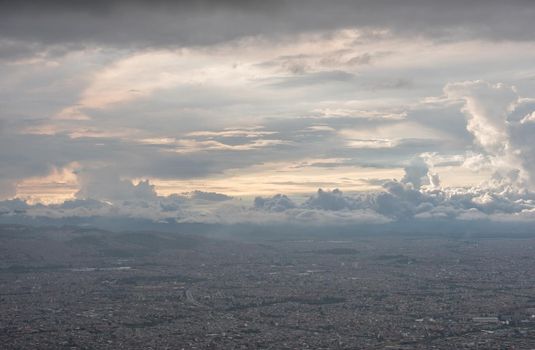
[1,224,535,349]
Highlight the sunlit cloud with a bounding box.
[15,164,80,204]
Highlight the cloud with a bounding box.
[445,80,535,188]
[188,190,232,202]
[75,168,158,202]
[1,0,534,52]
[254,194,296,212]
[251,157,535,223]
[400,157,431,189]
[2,169,236,221]
[58,198,109,210]
[2,159,535,229]
[0,198,29,214]
[444,81,517,155]
[269,70,357,88]
[2,75,533,206]
[302,188,358,211]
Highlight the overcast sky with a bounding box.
[2,1,535,228]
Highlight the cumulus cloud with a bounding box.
[302,189,358,211]
[445,80,535,188]
[444,81,517,155]
[75,169,158,202]
[0,169,242,222]
[254,194,296,212]
[250,153,535,224]
[401,157,431,189]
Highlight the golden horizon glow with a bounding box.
[11,158,492,204]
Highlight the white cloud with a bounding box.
[445,80,535,188]
[444,81,517,155]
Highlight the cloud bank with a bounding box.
[2,155,535,231]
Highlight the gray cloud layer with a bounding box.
[1,0,534,51]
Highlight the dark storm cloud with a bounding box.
[0,0,534,51]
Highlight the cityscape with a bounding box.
[2,224,535,349]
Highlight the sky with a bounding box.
[2,0,535,229]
